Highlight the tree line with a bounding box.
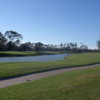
[0,31,96,52]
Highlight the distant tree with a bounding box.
[97,40,100,50]
[64,43,66,49]
[80,45,87,50]
[5,31,23,44]
[66,43,70,51]
[80,45,88,52]
[0,32,7,51]
[35,42,43,51]
[19,42,33,51]
[60,43,63,50]
[15,39,21,47]
[54,45,57,51]
[31,43,35,50]
[27,42,33,51]
[74,42,77,49]
[47,44,51,51]
[0,31,91,52]
[4,31,23,50]
[19,43,28,51]
[69,43,74,49]
[6,41,17,51]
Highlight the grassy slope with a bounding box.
[0,53,100,78]
[0,51,65,57]
[0,66,100,100]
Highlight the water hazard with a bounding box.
[0,53,70,63]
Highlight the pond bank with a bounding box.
[0,51,70,57]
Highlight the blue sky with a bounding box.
[0,0,100,49]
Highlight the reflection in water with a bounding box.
[0,53,70,63]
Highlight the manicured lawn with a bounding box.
[0,53,100,78]
[0,66,100,100]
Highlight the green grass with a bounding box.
[0,53,100,79]
[0,51,65,57]
[1,66,100,100]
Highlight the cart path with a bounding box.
[0,63,100,89]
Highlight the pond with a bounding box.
[0,53,70,63]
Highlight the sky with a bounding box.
[0,0,100,49]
